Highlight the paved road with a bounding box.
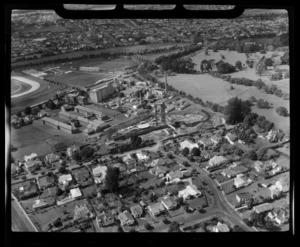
[11,197,37,232]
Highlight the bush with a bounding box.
[81,146,94,159]
[276,107,289,117]
[24,106,32,115]
[264,58,273,67]
[181,147,189,157]
[216,60,236,74]
[270,72,283,81]
[256,99,270,109]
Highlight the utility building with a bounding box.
[89,83,115,103]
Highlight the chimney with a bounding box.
[164,71,168,95]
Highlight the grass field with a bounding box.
[50,71,111,88]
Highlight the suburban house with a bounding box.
[274,179,289,193]
[149,166,168,177]
[271,165,282,175]
[38,175,56,189]
[56,188,82,206]
[221,168,238,178]
[180,140,199,150]
[213,222,230,232]
[231,161,242,167]
[198,138,214,148]
[149,158,174,167]
[210,135,223,145]
[254,161,264,172]
[253,203,274,214]
[70,188,82,199]
[25,160,42,172]
[238,139,245,144]
[58,174,73,185]
[73,203,94,221]
[147,202,165,217]
[234,175,251,188]
[178,185,202,201]
[166,170,182,183]
[208,156,227,167]
[45,153,60,163]
[130,204,143,218]
[201,149,212,159]
[136,151,150,162]
[118,211,135,226]
[161,195,177,210]
[236,192,252,204]
[96,211,115,227]
[24,153,38,162]
[267,208,288,225]
[139,200,147,208]
[92,165,107,184]
[225,133,238,145]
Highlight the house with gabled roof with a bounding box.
[166,170,182,183]
[236,192,252,204]
[130,204,143,218]
[267,207,288,225]
[147,202,165,217]
[118,210,135,226]
[161,195,177,210]
[253,203,274,214]
[96,211,115,227]
[213,222,230,232]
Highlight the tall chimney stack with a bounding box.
[164,71,168,95]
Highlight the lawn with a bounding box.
[221,180,235,195]
[77,58,137,71]
[140,178,162,190]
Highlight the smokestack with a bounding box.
[164,71,168,95]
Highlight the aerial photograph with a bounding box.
[9,5,290,233]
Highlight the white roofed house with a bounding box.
[130,204,143,218]
[161,195,177,210]
[210,135,223,145]
[198,138,214,148]
[213,222,230,232]
[225,133,238,145]
[267,208,289,225]
[208,156,227,167]
[92,165,107,184]
[165,170,182,183]
[45,153,60,163]
[178,185,202,202]
[147,202,165,217]
[58,174,73,185]
[253,203,274,214]
[118,211,135,226]
[136,151,150,162]
[254,161,264,172]
[25,160,42,172]
[180,140,199,151]
[70,188,82,199]
[234,175,251,188]
[24,153,38,162]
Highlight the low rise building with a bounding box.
[180,140,199,151]
[178,185,202,201]
[118,211,135,226]
[253,203,274,214]
[213,222,230,232]
[236,192,252,204]
[267,208,288,225]
[147,202,165,217]
[208,156,227,167]
[130,204,143,218]
[92,166,107,184]
[161,195,177,210]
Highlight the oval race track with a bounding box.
[11,76,41,98]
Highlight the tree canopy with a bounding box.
[216,60,236,74]
[223,97,252,125]
[168,221,181,232]
[105,167,120,193]
[81,146,94,159]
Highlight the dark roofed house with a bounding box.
[236,192,252,204]
[38,175,56,190]
[267,207,288,225]
[161,195,177,210]
[96,211,115,227]
[130,204,143,218]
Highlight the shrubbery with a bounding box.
[276,106,289,117]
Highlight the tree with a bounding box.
[224,97,251,125]
[276,107,289,117]
[280,52,289,65]
[235,60,242,70]
[47,100,55,110]
[245,149,257,160]
[56,187,63,196]
[181,147,189,157]
[58,166,67,174]
[73,151,82,161]
[216,60,236,74]
[255,56,267,76]
[131,135,142,148]
[212,103,219,112]
[234,148,244,157]
[256,148,268,161]
[144,223,152,230]
[256,99,270,109]
[24,106,31,115]
[249,96,257,103]
[233,225,246,232]
[81,146,94,159]
[168,221,181,232]
[16,112,22,117]
[264,58,273,67]
[119,92,125,98]
[104,167,120,193]
[167,153,174,159]
[191,147,201,156]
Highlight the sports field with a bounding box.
[11,78,32,96]
[76,58,137,71]
[11,76,40,98]
[49,71,111,88]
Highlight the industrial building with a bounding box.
[89,83,115,103]
[42,117,79,134]
[74,105,102,119]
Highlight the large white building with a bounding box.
[180,140,199,151]
[89,83,115,103]
[208,156,227,167]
